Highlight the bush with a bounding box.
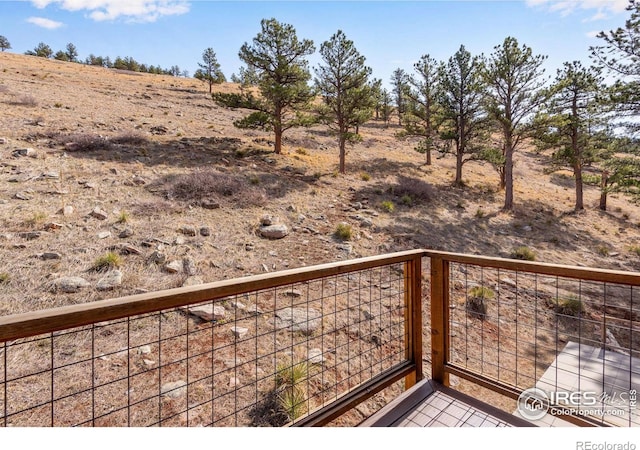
[93,252,122,272]
[360,172,371,181]
[381,200,395,213]
[116,210,130,224]
[59,133,112,152]
[12,94,38,107]
[466,286,493,319]
[170,170,266,208]
[0,273,9,285]
[390,176,433,204]
[629,246,640,257]
[552,296,584,317]
[511,246,535,261]
[401,194,413,206]
[334,223,352,241]
[596,245,610,257]
[110,131,148,146]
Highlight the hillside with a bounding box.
[1,51,640,317]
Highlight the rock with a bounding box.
[13,192,32,201]
[164,260,183,273]
[261,264,269,272]
[199,199,220,210]
[228,377,240,388]
[119,228,134,238]
[52,276,90,293]
[501,277,517,287]
[522,225,532,232]
[40,252,62,260]
[200,227,211,237]
[131,175,146,185]
[297,214,306,223]
[282,289,302,298]
[229,300,246,311]
[96,270,123,291]
[275,308,321,335]
[61,205,74,216]
[361,309,375,321]
[308,348,325,365]
[185,304,226,322]
[40,171,59,180]
[245,242,254,251]
[13,148,37,158]
[0,137,7,145]
[174,235,185,245]
[138,345,152,355]
[245,305,263,316]
[260,214,275,226]
[161,380,187,398]
[19,231,43,240]
[143,359,155,367]
[183,257,197,276]
[606,328,630,355]
[181,276,203,287]
[97,231,111,239]
[230,326,248,339]
[149,251,166,264]
[360,218,374,228]
[151,125,169,135]
[336,243,353,254]
[353,202,363,210]
[43,222,63,231]
[179,226,197,236]
[260,224,289,239]
[119,245,141,255]
[90,207,108,220]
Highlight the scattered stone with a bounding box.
[138,345,152,355]
[260,214,275,226]
[230,326,248,339]
[90,207,108,220]
[143,359,156,367]
[261,263,269,272]
[131,175,146,185]
[96,270,123,291]
[13,148,37,158]
[40,252,62,260]
[151,125,169,135]
[286,204,297,213]
[353,202,363,210]
[522,225,532,232]
[308,348,326,365]
[19,231,42,240]
[360,218,374,228]
[97,231,111,239]
[179,225,197,236]
[182,276,203,287]
[501,277,517,287]
[119,245,142,255]
[119,228,134,239]
[260,224,289,239]
[40,171,59,180]
[161,380,187,398]
[228,377,240,387]
[268,251,278,257]
[164,260,183,273]
[13,192,32,201]
[174,235,185,245]
[52,276,90,293]
[297,214,306,223]
[282,289,302,298]
[229,300,246,311]
[275,308,321,335]
[149,251,166,264]
[84,183,96,190]
[606,328,630,355]
[0,137,7,145]
[336,243,353,254]
[185,304,226,322]
[43,222,63,231]
[361,309,375,321]
[199,199,220,210]
[245,305,264,316]
[200,227,211,237]
[61,205,74,216]
[183,257,197,276]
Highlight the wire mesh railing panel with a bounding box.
[0,257,412,427]
[446,260,640,426]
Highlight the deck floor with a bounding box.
[359,379,534,428]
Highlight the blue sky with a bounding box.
[0,1,633,86]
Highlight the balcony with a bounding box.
[0,250,637,428]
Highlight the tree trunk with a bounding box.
[503,137,514,210]
[426,147,431,165]
[339,134,346,174]
[599,171,608,211]
[208,80,212,94]
[571,95,583,211]
[574,163,584,211]
[455,146,463,186]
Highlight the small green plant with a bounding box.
[116,210,130,224]
[511,246,535,261]
[629,246,640,257]
[24,211,47,227]
[275,361,308,388]
[295,147,308,155]
[466,286,493,319]
[275,361,309,421]
[278,385,307,421]
[596,245,610,257]
[360,172,371,182]
[249,176,260,185]
[552,296,584,317]
[331,170,338,178]
[401,194,413,206]
[54,102,63,108]
[381,200,395,213]
[0,273,10,285]
[475,208,485,219]
[93,252,122,271]
[334,223,352,241]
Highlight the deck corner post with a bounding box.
[430,256,449,386]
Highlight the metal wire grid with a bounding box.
[0,263,408,427]
[447,262,639,426]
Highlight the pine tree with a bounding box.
[236,18,315,154]
[402,54,441,165]
[65,43,78,62]
[390,68,409,126]
[26,42,53,58]
[0,35,11,52]
[439,45,487,186]
[380,89,393,127]
[315,30,372,174]
[483,37,547,210]
[196,48,225,93]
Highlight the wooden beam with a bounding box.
[430,257,449,386]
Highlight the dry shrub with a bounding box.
[133,200,183,217]
[110,131,148,146]
[391,176,433,204]
[59,133,112,152]
[170,170,266,208]
[11,94,38,107]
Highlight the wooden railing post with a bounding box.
[430,256,449,386]
[404,255,423,389]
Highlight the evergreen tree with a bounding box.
[26,42,53,58]
[236,18,315,154]
[534,61,605,210]
[390,68,409,126]
[483,37,547,210]
[196,48,225,93]
[65,43,78,62]
[402,54,441,165]
[439,45,487,186]
[54,50,69,61]
[315,30,373,174]
[380,88,393,126]
[369,78,383,120]
[0,35,11,52]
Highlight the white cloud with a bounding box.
[26,16,64,29]
[525,0,629,19]
[586,30,601,38]
[30,0,190,23]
